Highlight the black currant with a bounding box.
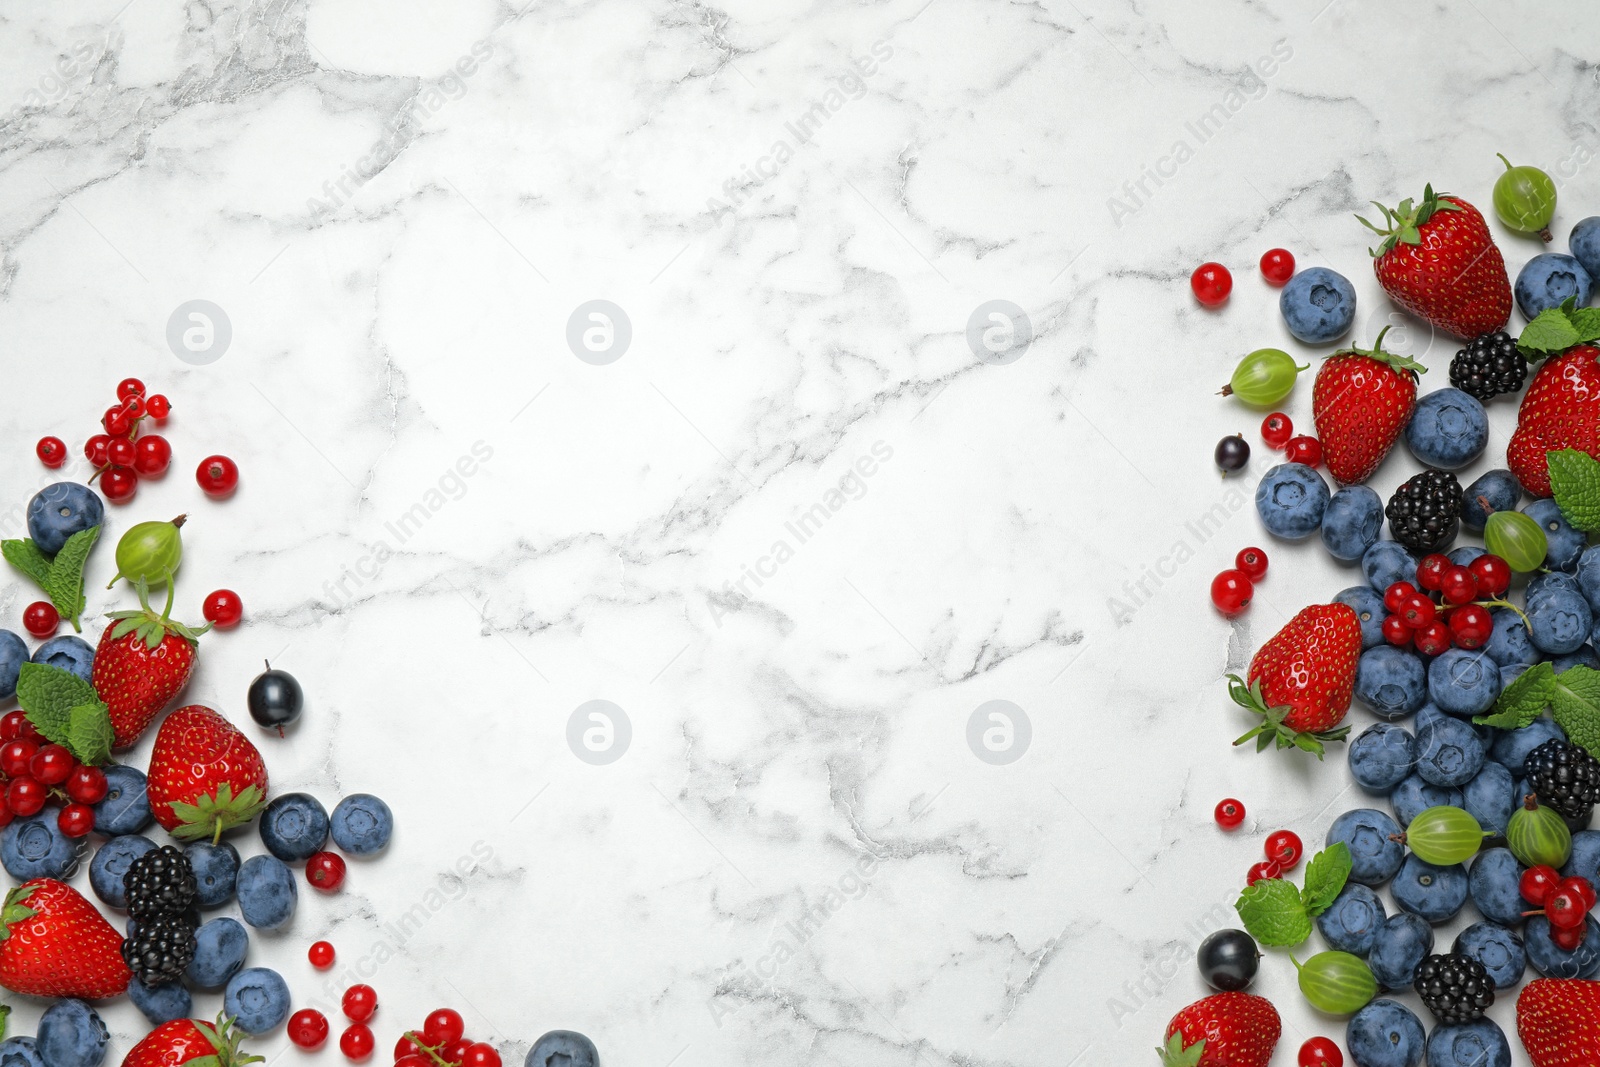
[248,661,304,736]
[1215,434,1250,473]
[1196,928,1260,992]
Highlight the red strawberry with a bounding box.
[93,594,208,749]
[147,705,268,844]
[1158,992,1279,1067]
[0,879,129,999]
[1229,603,1361,758]
[1508,344,1600,497]
[1518,977,1600,1067]
[1312,326,1424,485]
[123,1015,262,1067]
[1358,186,1512,339]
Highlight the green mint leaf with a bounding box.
[1235,877,1312,947]
[1,539,52,588]
[1519,306,1584,356]
[15,662,99,745]
[1569,305,1600,340]
[1549,450,1600,532]
[1301,843,1354,916]
[66,701,113,766]
[41,526,99,631]
[1552,666,1600,759]
[1476,661,1555,728]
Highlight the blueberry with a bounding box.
[127,978,191,1025]
[1527,586,1594,655]
[1491,717,1566,774]
[1427,649,1501,716]
[1554,646,1600,673]
[1391,773,1464,828]
[0,631,26,701]
[1363,541,1417,593]
[1,812,84,881]
[1346,999,1424,1067]
[31,636,95,685]
[93,764,151,836]
[1403,387,1488,470]
[1484,608,1539,668]
[330,793,394,856]
[1255,463,1330,540]
[1463,761,1517,836]
[87,834,156,908]
[1452,921,1525,989]
[224,966,291,1034]
[1328,808,1405,886]
[1416,702,1494,748]
[526,1032,599,1067]
[1321,485,1384,560]
[1334,586,1388,649]
[1448,545,1486,568]
[258,793,329,862]
[1524,498,1586,573]
[1348,722,1417,795]
[188,917,249,989]
[1578,544,1600,614]
[1390,855,1468,923]
[37,1000,109,1067]
[1316,883,1386,956]
[1280,266,1357,343]
[26,483,104,556]
[1572,216,1600,280]
[1468,848,1527,926]
[1356,646,1428,720]
[1516,251,1594,319]
[236,855,297,930]
[1529,571,1582,602]
[1566,831,1600,884]
[0,1038,47,1067]
[186,841,240,907]
[1414,715,1486,786]
[1423,1019,1511,1067]
[1368,912,1434,990]
[1461,469,1523,532]
[1525,915,1600,978]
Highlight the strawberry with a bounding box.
[147,705,268,844]
[1312,326,1424,485]
[1358,185,1512,339]
[1517,977,1600,1067]
[93,590,209,749]
[0,879,129,999]
[1228,603,1361,758]
[1508,344,1600,497]
[1157,992,1279,1067]
[123,1015,262,1067]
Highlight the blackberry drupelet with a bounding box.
[1525,738,1600,822]
[121,913,197,987]
[123,845,198,921]
[1413,952,1495,1024]
[1385,470,1463,553]
[1449,331,1527,401]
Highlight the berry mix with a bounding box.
[0,380,596,1067]
[1168,161,1600,1067]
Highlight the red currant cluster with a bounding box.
[37,378,173,504]
[391,1009,500,1067]
[1380,552,1513,654]
[1520,865,1597,950]
[1259,411,1322,468]
[0,711,108,837]
[1245,829,1303,887]
[1211,547,1269,616]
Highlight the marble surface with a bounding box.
[1,0,1598,1064]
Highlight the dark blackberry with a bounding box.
[123,845,198,921]
[1413,952,1495,1024]
[1525,738,1600,822]
[1449,331,1527,402]
[120,912,196,987]
[1385,469,1462,553]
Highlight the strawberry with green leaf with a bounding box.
[1229,604,1362,758]
[1,526,99,632]
[147,704,268,844]
[92,583,208,749]
[1312,326,1425,485]
[1158,992,1279,1067]
[123,1015,262,1067]
[0,879,129,999]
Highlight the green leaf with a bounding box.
[1,539,51,587]
[1549,450,1600,532]
[1476,661,1556,728]
[1571,306,1600,337]
[1301,843,1354,916]
[66,701,113,766]
[1519,306,1585,356]
[15,662,99,744]
[1552,666,1600,759]
[1235,876,1313,947]
[40,526,99,630]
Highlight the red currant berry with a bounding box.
[1210,570,1254,616]
[7,777,46,818]
[1416,554,1451,591]
[65,765,108,805]
[146,394,171,420]
[57,803,94,838]
[106,436,136,469]
[133,434,172,477]
[1190,262,1232,307]
[1552,925,1586,951]
[1383,582,1417,614]
[29,744,74,786]
[1381,615,1414,648]
[0,711,28,741]
[1448,604,1494,650]
[1469,554,1512,598]
[1265,829,1304,869]
[1235,547,1268,581]
[342,984,378,1023]
[22,601,59,638]
[1260,248,1296,287]
[1439,566,1479,606]
[309,940,337,969]
[1260,413,1293,449]
[424,1010,466,1049]
[290,1010,330,1050]
[395,1036,428,1062]
[101,467,138,504]
[1399,593,1436,629]
[1548,887,1589,929]
[397,1056,433,1067]
[1284,435,1322,467]
[308,851,347,892]
[117,378,146,401]
[1414,621,1453,657]
[1214,798,1246,830]
[84,434,111,467]
[1298,1036,1342,1067]
[1,740,38,779]
[35,437,67,469]
[441,1042,470,1066]
[340,1024,375,1061]
[1522,865,1563,906]
[102,406,132,437]
[1246,860,1281,885]
[123,396,147,422]
[461,1044,500,1067]
[197,455,239,499]
[202,589,243,628]
[1563,876,1598,912]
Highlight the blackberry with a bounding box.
[123,845,198,921]
[120,912,196,987]
[1385,469,1462,553]
[1413,952,1495,1024]
[1525,738,1600,822]
[1449,331,1527,402]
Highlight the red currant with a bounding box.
[397,1056,434,1067]
[395,1036,428,1062]
[1469,554,1512,597]
[1284,435,1322,467]
[1260,413,1293,449]
[202,589,243,628]
[1,740,38,778]
[1416,554,1451,592]
[1246,860,1281,885]
[1548,887,1590,929]
[101,467,138,504]
[461,1045,500,1067]
[424,1010,466,1049]
[29,744,75,786]
[1552,925,1586,951]
[1522,865,1562,906]
[35,437,67,468]
[342,984,378,1022]
[1564,876,1598,912]
[57,803,94,838]
[308,851,347,892]
[7,777,46,817]
[1298,1036,1342,1067]
[133,434,172,477]
[1210,570,1253,616]
[1439,566,1479,606]
[1383,582,1417,614]
[84,434,111,467]
[1260,248,1296,287]
[102,406,132,437]
[290,1009,330,1049]
[1190,262,1232,306]
[146,394,171,420]
[125,394,148,419]
[1265,829,1303,869]
[117,378,146,401]
[309,940,337,969]
[441,1042,471,1066]
[197,455,239,499]
[1235,547,1268,581]
[1381,615,1414,648]
[1214,798,1245,830]
[1414,621,1453,657]
[106,436,136,469]
[0,712,28,741]
[22,602,59,638]
[1448,604,1494,650]
[65,765,108,805]
[340,1023,375,1061]
[1399,593,1436,629]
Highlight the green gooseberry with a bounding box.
[1508,795,1571,868]
[1221,348,1309,408]
[1403,806,1488,866]
[1493,153,1557,241]
[1295,951,1377,1016]
[108,515,186,590]
[1484,509,1548,573]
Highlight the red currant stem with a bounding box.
[1477,598,1528,626]
[402,1033,454,1067]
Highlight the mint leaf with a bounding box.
[1476,661,1555,728]
[1552,666,1600,759]
[1549,450,1600,532]
[65,702,112,766]
[1571,306,1600,338]
[16,662,99,744]
[1,539,51,587]
[1301,843,1353,916]
[41,526,99,631]
[1520,305,1584,356]
[1235,877,1312,947]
